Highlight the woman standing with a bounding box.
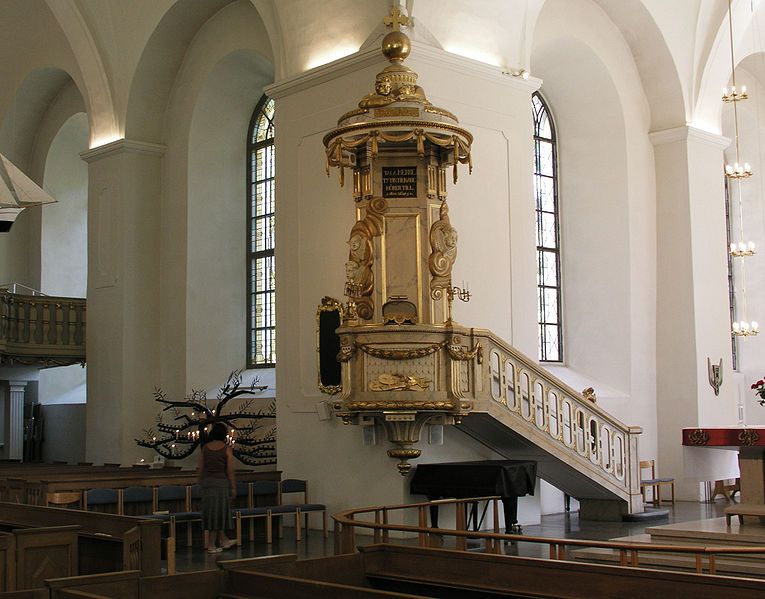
[197,422,236,553]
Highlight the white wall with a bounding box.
[41,112,88,297]
[531,0,658,462]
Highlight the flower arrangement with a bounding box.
[751,378,765,406]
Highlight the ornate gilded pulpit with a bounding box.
[322,8,479,474]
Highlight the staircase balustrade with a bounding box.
[0,290,86,366]
[466,328,642,509]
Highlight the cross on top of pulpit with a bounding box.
[384,5,410,31]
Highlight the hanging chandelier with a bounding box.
[725,0,758,338]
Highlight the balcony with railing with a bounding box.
[0,284,86,367]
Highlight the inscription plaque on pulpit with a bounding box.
[382,166,417,198]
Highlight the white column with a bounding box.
[7,381,27,460]
[80,139,165,465]
[652,125,733,499]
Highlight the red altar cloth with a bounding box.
[682,427,765,447]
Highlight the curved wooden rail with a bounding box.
[333,497,765,576]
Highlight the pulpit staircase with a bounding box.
[457,328,644,517]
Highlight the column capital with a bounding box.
[649,125,730,149]
[8,381,28,391]
[80,138,167,163]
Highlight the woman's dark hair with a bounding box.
[208,422,228,442]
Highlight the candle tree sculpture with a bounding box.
[136,370,276,465]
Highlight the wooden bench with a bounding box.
[0,525,79,592]
[724,503,765,525]
[0,502,162,577]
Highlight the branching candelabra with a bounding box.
[135,370,276,465]
[446,283,471,325]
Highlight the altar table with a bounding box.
[682,427,765,505]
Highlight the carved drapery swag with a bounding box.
[326,128,473,187]
[429,201,458,300]
[345,197,388,320]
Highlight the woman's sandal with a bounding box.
[207,547,222,554]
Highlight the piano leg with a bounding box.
[428,501,439,529]
[501,496,522,534]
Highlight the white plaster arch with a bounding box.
[157,0,275,396]
[588,0,685,132]
[695,0,761,133]
[0,67,87,294]
[125,0,274,143]
[44,0,118,147]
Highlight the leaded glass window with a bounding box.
[725,177,738,370]
[533,93,562,362]
[248,96,276,367]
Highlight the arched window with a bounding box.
[532,92,562,362]
[247,95,276,367]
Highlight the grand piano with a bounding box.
[409,460,537,533]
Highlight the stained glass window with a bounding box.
[533,93,562,362]
[248,96,276,367]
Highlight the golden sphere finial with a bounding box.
[382,31,411,62]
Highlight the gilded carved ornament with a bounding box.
[738,429,760,446]
[358,341,447,360]
[687,429,709,445]
[344,198,388,321]
[346,400,455,410]
[370,373,431,392]
[325,127,472,186]
[429,201,458,301]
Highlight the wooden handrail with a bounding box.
[332,497,765,576]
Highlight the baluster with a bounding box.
[48,302,59,345]
[382,507,389,543]
[61,303,71,345]
[23,300,31,343]
[74,303,84,346]
[455,501,467,551]
[418,505,428,547]
[32,301,42,344]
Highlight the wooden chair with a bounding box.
[272,479,327,541]
[640,460,675,506]
[233,481,276,546]
[46,491,82,509]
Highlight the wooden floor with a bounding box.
[172,499,730,573]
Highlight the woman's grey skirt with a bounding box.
[201,479,232,531]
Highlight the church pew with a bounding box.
[10,527,78,592]
[16,469,280,507]
[0,533,14,592]
[0,526,78,593]
[1,467,138,504]
[45,571,140,599]
[0,503,161,577]
[358,544,765,598]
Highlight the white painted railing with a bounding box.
[469,329,642,506]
